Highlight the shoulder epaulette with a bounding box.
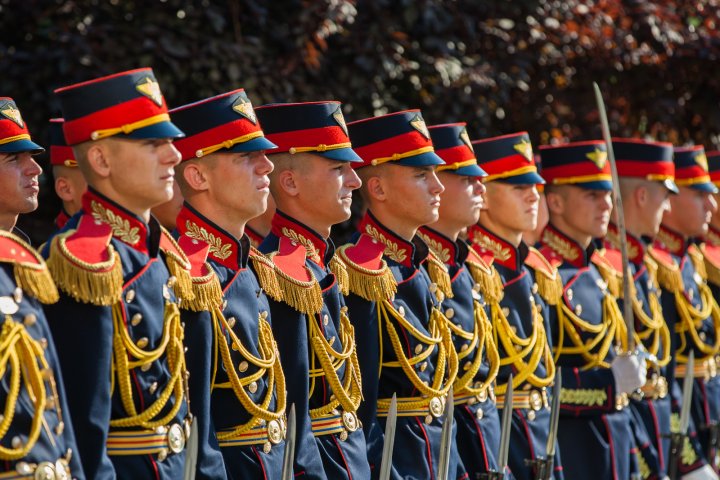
[425,252,453,300]
[270,237,323,315]
[591,249,622,298]
[335,235,397,302]
[647,245,683,293]
[688,244,708,281]
[159,228,195,303]
[176,234,222,312]
[525,247,563,305]
[249,246,283,302]
[465,248,503,304]
[537,244,563,269]
[700,243,720,287]
[328,255,349,296]
[46,215,123,306]
[0,230,58,304]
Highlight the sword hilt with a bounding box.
[524,456,554,480]
[664,432,687,480]
[475,471,506,480]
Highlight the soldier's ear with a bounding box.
[182,162,209,192]
[365,175,387,201]
[85,142,111,178]
[54,175,74,202]
[544,190,564,215]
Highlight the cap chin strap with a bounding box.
[370,146,435,166]
[195,131,265,158]
[90,113,170,140]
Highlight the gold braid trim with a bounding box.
[329,255,349,296]
[559,387,607,406]
[181,264,223,312]
[249,247,283,302]
[594,259,621,299]
[673,282,720,361]
[268,252,323,316]
[0,318,56,460]
[688,246,708,281]
[47,231,123,306]
[160,229,195,303]
[213,311,286,440]
[13,263,59,305]
[110,301,186,428]
[336,245,397,302]
[426,254,453,299]
[650,249,684,294]
[452,299,500,395]
[465,260,504,304]
[527,248,563,305]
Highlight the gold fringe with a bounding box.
[427,254,453,299]
[271,260,323,316]
[535,270,563,305]
[249,249,283,302]
[181,265,223,312]
[329,256,349,296]
[47,234,124,306]
[593,260,621,298]
[689,246,707,281]
[654,258,684,294]
[13,263,59,304]
[164,253,195,303]
[466,260,504,304]
[346,264,397,302]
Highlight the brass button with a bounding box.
[141,363,152,372]
[137,337,149,348]
[15,462,32,475]
[429,397,444,418]
[34,461,55,480]
[11,436,22,448]
[167,423,186,453]
[248,381,258,394]
[227,317,236,329]
[532,283,539,294]
[398,306,406,317]
[429,283,438,293]
[476,408,484,420]
[163,285,171,300]
[694,273,703,285]
[55,461,68,480]
[444,308,455,319]
[461,343,469,352]
[436,291,445,302]
[342,411,359,432]
[260,310,268,319]
[419,362,428,372]
[529,390,543,411]
[478,388,488,402]
[239,361,249,373]
[13,287,22,304]
[125,289,136,303]
[501,307,510,317]
[263,442,272,453]
[55,421,65,436]
[463,361,472,371]
[424,415,433,424]
[574,304,583,316]
[157,448,168,462]
[323,314,329,326]
[414,344,423,354]
[149,382,158,394]
[267,419,283,444]
[23,313,36,326]
[131,313,142,326]
[339,430,348,441]
[567,289,573,301]
[527,410,536,421]
[688,289,695,300]
[473,283,481,292]
[700,332,708,342]
[167,276,177,287]
[40,338,48,349]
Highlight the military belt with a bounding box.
[310,410,359,440]
[675,356,718,381]
[217,419,286,453]
[1,459,70,480]
[106,422,188,460]
[377,395,446,425]
[454,384,495,406]
[496,387,549,411]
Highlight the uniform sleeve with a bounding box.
[43,297,116,479]
[181,308,228,480]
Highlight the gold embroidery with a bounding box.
[586,148,608,169]
[91,200,140,245]
[656,228,682,254]
[417,232,451,264]
[281,227,321,264]
[513,138,533,162]
[542,229,579,262]
[559,387,607,406]
[471,231,511,262]
[605,229,639,261]
[696,152,709,172]
[184,220,232,260]
[364,224,408,263]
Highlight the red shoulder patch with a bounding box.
[0,231,44,266]
[177,234,212,277]
[647,245,675,269]
[702,244,720,269]
[529,246,561,271]
[273,236,313,282]
[342,234,386,271]
[467,245,495,267]
[61,215,114,264]
[591,248,621,275]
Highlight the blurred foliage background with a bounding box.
[3,0,720,244]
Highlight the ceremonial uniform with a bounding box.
[255,102,370,480]
[0,101,83,479]
[169,91,287,479]
[702,150,720,301]
[48,118,77,231]
[420,123,501,478]
[43,69,193,479]
[538,141,639,480]
[469,132,563,480]
[653,145,720,473]
[342,111,461,480]
[601,138,681,479]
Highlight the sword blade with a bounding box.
[545,368,562,459]
[281,404,296,480]
[498,374,514,473]
[593,82,635,351]
[679,351,695,435]
[378,394,398,480]
[182,419,198,480]
[437,387,454,480]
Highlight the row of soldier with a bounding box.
[0,67,719,480]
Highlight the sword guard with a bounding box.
[524,457,554,480]
[475,471,506,480]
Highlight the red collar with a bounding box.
[604,223,646,265]
[707,224,720,247]
[246,226,264,249]
[539,224,589,268]
[81,188,150,254]
[270,210,329,267]
[176,203,248,270]
[417,226,463,266]
[55,208,71,230]
[654,225,687,257]
[466,223,523,271]
[358,212,421,268]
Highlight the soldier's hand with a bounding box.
[681,465,720,480]
[610,353,647,394]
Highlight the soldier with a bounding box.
[537,140,647,480]
[702,150,720,300]
[418,123,502,477]
[341,110,461,479]
[0,97,83,479]
[654,145,720,479]
[467,132,563,480]
[254,101,370,479]
[601,138,680,479]
[48,118,85,230]
[42,68,194,479]
[169,90,288,478]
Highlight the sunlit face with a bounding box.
[293,155,361,226]
[436,172,485,229]
[382,165,445,228]
[710,193,720,231]
[548,186,612,239]
[640,182,671,237]
[663,186,717,237]
[481,182,539,236]
[150,179,184,230]
[0,151,42,217]
[106,137,181,211]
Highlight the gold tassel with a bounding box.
[466,260,504,304]
[164,253,195,303]
[180,266,223,312]
[329,256,349,296]
[249,249,283,302]
[13,263,59,304]
[335,245,397,302]
[273,265,323,316]
[655,261,683,294]
[689,246,707,281]
[535,270,563,305]
[427,254,453,299]
[46,235,124,306]
[593,260,621,298]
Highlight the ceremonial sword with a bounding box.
[437,387,455,480]
[378,394,398,480]
[281,404,296,480]
[669,351,695,480]
[480,373,514,479]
